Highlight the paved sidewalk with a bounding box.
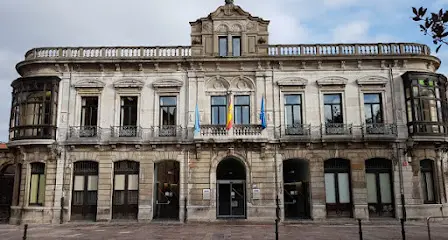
[0,222,446,240]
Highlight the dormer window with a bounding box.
[219,36,241,57]
[232,36,241,56]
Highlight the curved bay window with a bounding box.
[10,76,60,140]
[402,72,447,135]
[324,159,353,218]
[420,159,436,204]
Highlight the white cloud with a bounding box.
[332,21,370,43]
[323,0,359,8]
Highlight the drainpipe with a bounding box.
[389,65,406,221]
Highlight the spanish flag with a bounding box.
[226,96,233,130]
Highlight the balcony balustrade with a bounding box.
[196,124,266,141]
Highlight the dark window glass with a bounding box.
[219,37,228,57]
[211,96,227,125]
[324,159,352,218]
[232,37,241,57]
[234,95,250,124]
[324,94,343,124]
[10,77,60,140]
[160,96,177,126]
[285,95,302,127]
[364,93,383,124]
[81,97,98,126]
[420,160,436,203]
[29,163,45,205]
[120,97,138,126]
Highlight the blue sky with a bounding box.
[0,0,447,142]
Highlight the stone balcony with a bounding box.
[23,43,431,61]
[195,124,268,142]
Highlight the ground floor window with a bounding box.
[29,162,45,205]
[420,159,436,204]
[324,159,352,217]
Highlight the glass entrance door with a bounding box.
[0,165,15,223]
[283,182,310,219]
[154,161,180,220]
[217,180,246,218]
[71,161,98,221]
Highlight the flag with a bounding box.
[260,96,267,129]
[194,104,201,135]
[226,96,233,130]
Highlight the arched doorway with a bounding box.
[0,164,15,223]
[71,161,98,221]
[154,160,180,220]
[283,159,311,219]
[324,158,353,218]
[365,158,394,218]
[216,158,246,218]
[112,160,139,220]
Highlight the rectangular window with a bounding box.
[29,163,45,205]
[159,96,177,126]
[120,97,138,126]
[284,95,302,127]
[232,36,241,56]
[219,36,228,57]
[364,93,383,124]
[81,97,98,126]
[324,94,343,124]
[211,96,227,125]
[234,95,250,124]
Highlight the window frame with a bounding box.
[234,95,250,125]
[29,162,45,206]
[80,96,99,127]
[363,93,383,124]
[420,159,437,204]
[324,159,353,218]
[218,36,228,57]
[323,93,344,124]
[211,95,227,125]
[159,96,177,127]
[232,36,241,57]
[120,96,138,127]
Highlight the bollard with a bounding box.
[275,197,280,240]
[60,196,64,224]
[184,197,187,223]
[275,218,279,240]
[358,219,363,240]
[400,218,406,240]
[22,224,28,240]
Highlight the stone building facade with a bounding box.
[2,1,448,224]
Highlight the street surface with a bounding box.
[0,221,446,239]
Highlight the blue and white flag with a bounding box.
[260,96,267,129]
[194,104,201,135]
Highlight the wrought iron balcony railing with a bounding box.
[68,126,101,138]
[9,125,57,141]
[323,123,353,136]
[110,126,142,138]
[285,124,311,136]
[364,123,397,135]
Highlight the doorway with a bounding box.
[365,158,394,218]
[112,161,139,220]
[216,158,246,219]
[0,164,15,223]
[283,159,311,219]
[71,161,98,221]
[154,161,180,220]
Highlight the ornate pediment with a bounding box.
[230,76,255,91]
[190,2,269,24]
[316,76,348,87]
[152,79,183,89]
[206,76,230,91]
[277,77,308,87]
[356,76,388,87]
[113,79,144,89]
[72,79,105,89]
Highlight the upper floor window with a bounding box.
[10,76,60,140]
[211,96,227,125]
[324,94,343,124]
[234,95,250,124]
[159,96,177,126]
[364,93,383,124]
[219,37,227,57]
[232,36,241,57]
[120,97,138,127]
[29,162,45,205]
[403,72,447,135]
[81,97,98,127]
[284,95,304,135]
[420,159,436,204]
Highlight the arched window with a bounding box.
[420,159,436,204]
[324,159,352,218]
[10,76,60,140]
[29,162,45,205]
[402,71,447,135]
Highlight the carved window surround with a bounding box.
[316,77,348,89]
[152,79,183,93]
[73,79,105,94]
[277,77,308,92]
[113,79,144,90]
[356,76,388,89]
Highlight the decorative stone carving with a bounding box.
[231,24,242,32]
[152,79,183,89]
[73,79,106,89]
[192,36,202,45]
[113,79,144,89]
[247,22,256,31]
[316,76,348,87]
[206,76,230,90]
[47,143,62,161]
[230,76,255,91]
[202,22,212,32]
[217,24,229,33]
[356,76,389,87]
[277,77,308,87]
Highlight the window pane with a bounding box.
[219,37,227,57]
[338,173,351,203]
[30,174,39,204]
[219,107,226,125]
[128,174,139,191]
[325,173,336,204]
[366,173,378,203]
[235,96,249,105]
[212,107,219,125]
[324,105,333,123]
[160,96,176,106]
[372,104,383,123]
[232,37,241,56]
[285,106,292,125]
[364,94,380,104]
[379,173,392,204]
[114,174,125,190]
[212,96,226,105]
[364,105,373,123]
[74,176,84,191]
[242,106,250,124]
[285,95,300,104]
[88,176,98,191]
[425,172,435,202]
[235,107,241,124]
[293,105,301,124]
[324,94,341,104]
[38,174,45,204]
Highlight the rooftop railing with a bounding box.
[23,43,431,61]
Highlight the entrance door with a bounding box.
[71,161,98,221]
[154,161,180,220]
[366,159,394,218]
[216,158,246,219]
[112,161,139,220]
[0,165,15,223]
[283,159,311,219]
